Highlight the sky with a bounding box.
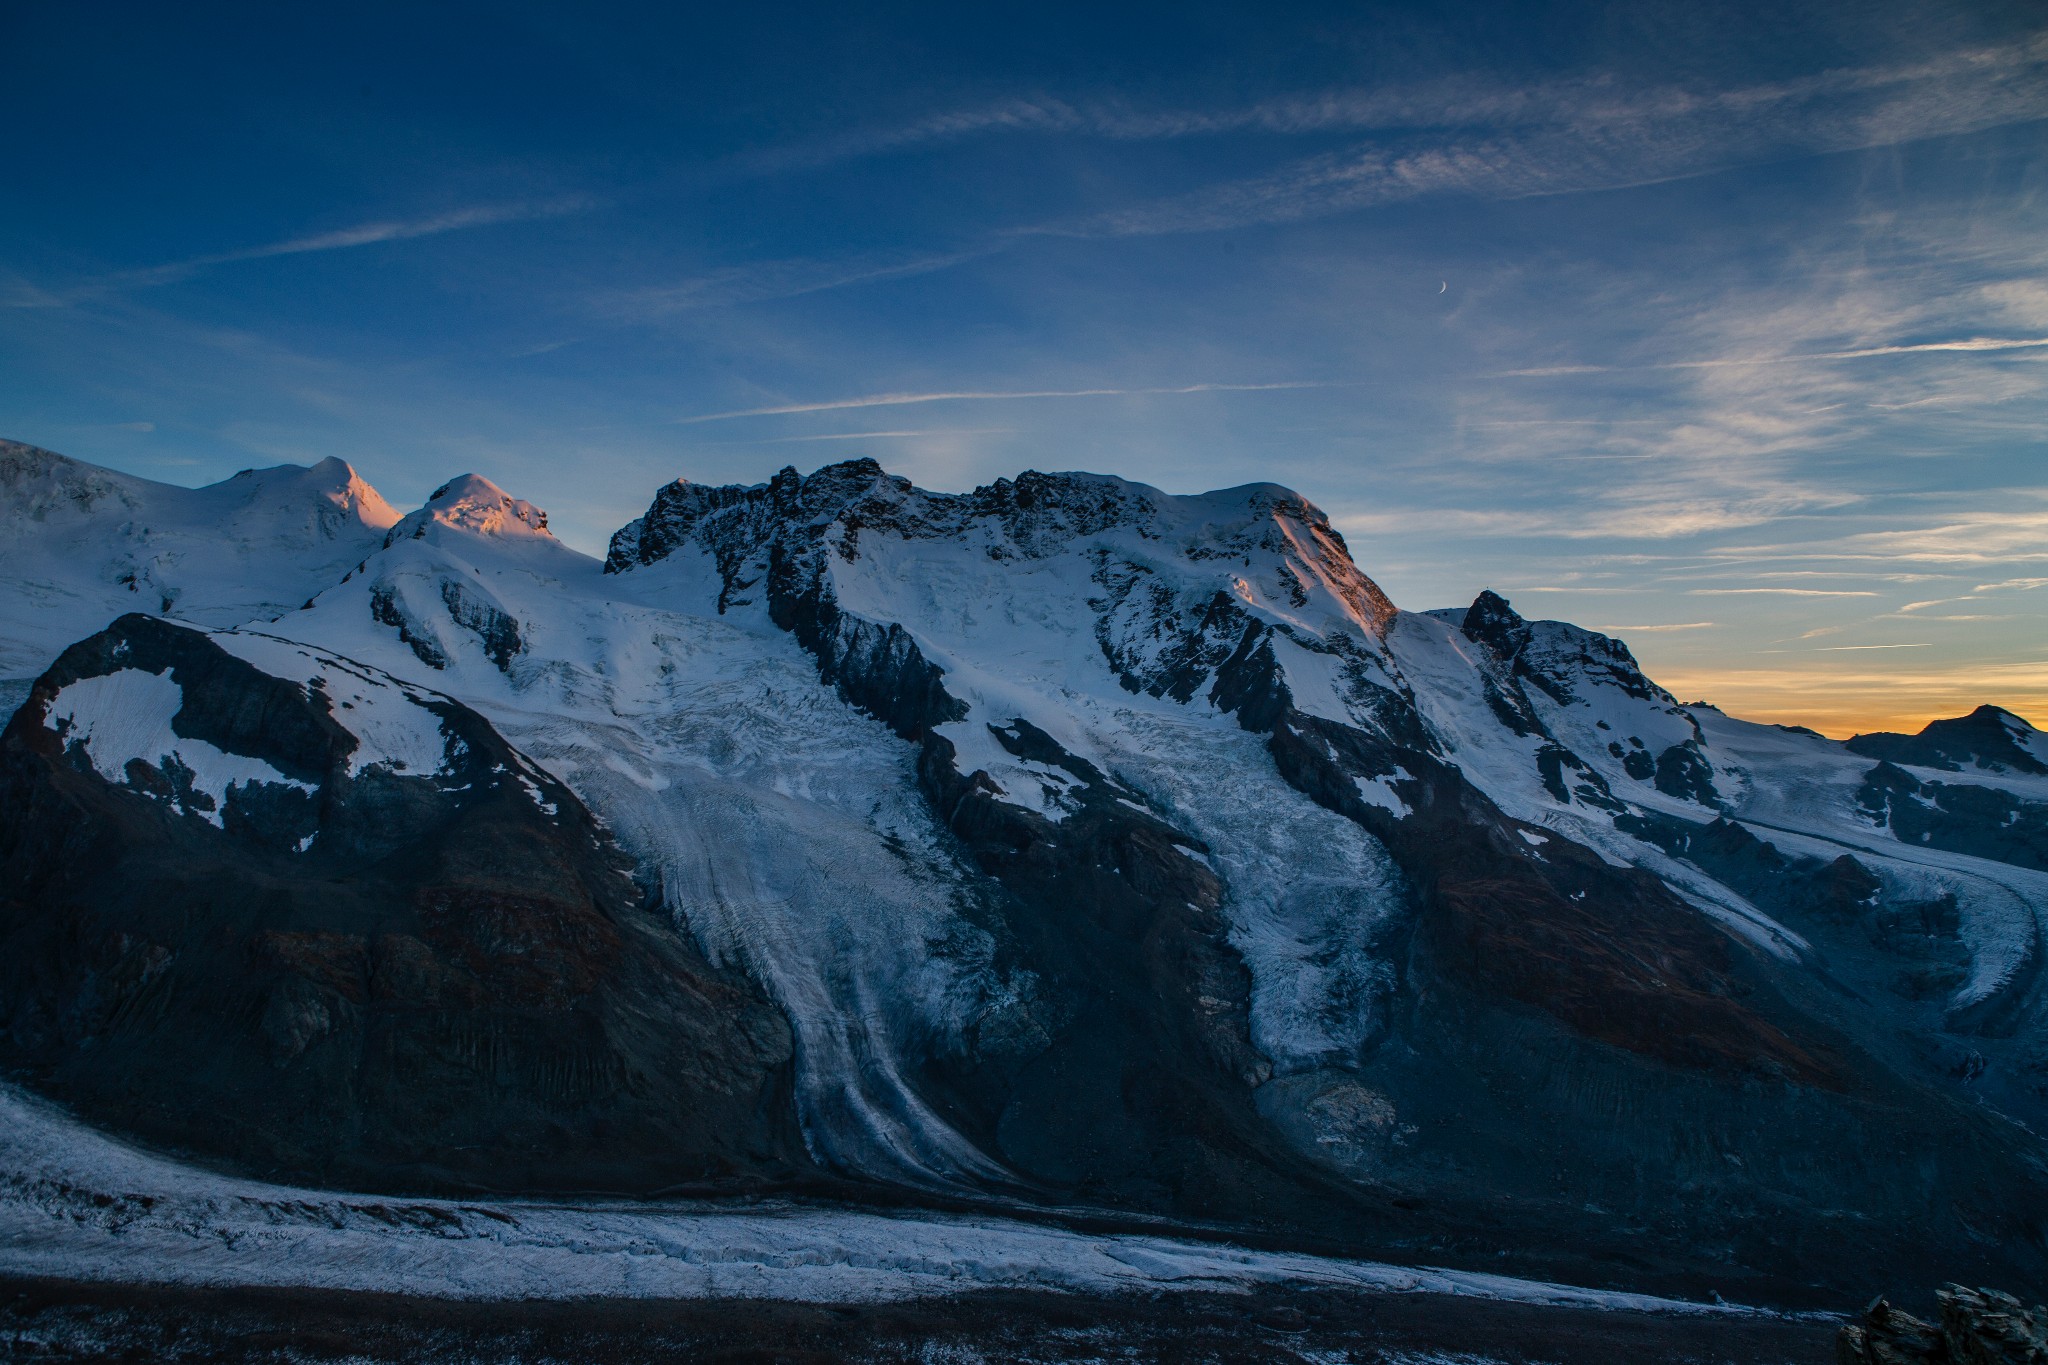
[3,0,2045,736]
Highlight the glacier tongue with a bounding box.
[498,642,1022,1190]
[1104,713,1404,1073]
[0,1080,1764,1314]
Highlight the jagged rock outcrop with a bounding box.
[1857,761,2048,875]
[1838,1286,2048,1364]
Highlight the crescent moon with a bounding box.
[1438,280,1448,293]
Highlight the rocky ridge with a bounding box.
[1838,1284,2048,1363]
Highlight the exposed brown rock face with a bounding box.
[0,615,810,1194]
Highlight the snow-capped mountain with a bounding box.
[0,439,399,692]
[2,446,2045,1301]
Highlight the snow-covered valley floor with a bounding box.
[0,1084,1779,1318]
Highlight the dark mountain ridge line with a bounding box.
[1849,705,2047,777]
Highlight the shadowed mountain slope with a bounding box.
[0,613,807,1194]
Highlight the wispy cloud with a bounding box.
[1749,570,1953,582]
[596,33,2048,328]
[767,33,2048,170]
[676,381,1337,424]
[7,199,593,308]
[1689,587,1880,596]
[1816,641,1932,650]
[1595,621,1717,632]
[752,428,1015,442]
[1776,509,2048,564]
[594,247,988,318]
[1041,34,2048,237]
[1493,335,2048,377]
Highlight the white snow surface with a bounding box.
[210,630,454,777]
[820,479,1402,751]
[1698,708,2048,1007]
[45,668,312,825]
[0,1082,1769,1316]
[2007,709,2048,769]
[0,440,397,682]
[1383,608,2048,976]
[670,472,1418,1078]
[386,472,553,543]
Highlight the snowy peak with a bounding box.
[387,473,551,545]
[216,456,401,534]
[600,457,1411,754]
[1391,591,1711,820]
[0,440,147,522]
[0,441,408,677]
[1846,703,2048,776]
[0,439,399,544]
[608,457,1396,636]
[1449,590,1673,709]
[1457,589,1533,659]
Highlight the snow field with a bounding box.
[0,1083,1774,1315]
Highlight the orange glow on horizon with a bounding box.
[1651,666,2048,740]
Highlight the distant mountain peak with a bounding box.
[1847,703,2047,775]
[0,438,144,520]
[6,443,2048,1299]
[219,456,401,531]
[0,442,407,669]
[1459,589,1531,658]
[388,473,551,545]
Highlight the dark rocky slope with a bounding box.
[0,614,809,1194]
[1849,705,2048,777]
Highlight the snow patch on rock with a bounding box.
[46,668,313,824]
[211,631,453,776]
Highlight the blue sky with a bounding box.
[4,0,2045,733]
